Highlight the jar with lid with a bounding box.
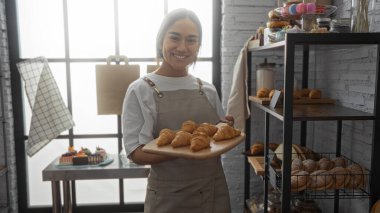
[317,17,331,31]
[256,58,276,91]
[292,199,321,213]
[267,190,282,213]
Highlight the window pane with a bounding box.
[188,61,212,84]
[168,0,212,57]
[118,0,164,58]
[71,63,117,134]
[17,0,65,58]
[74,139,119,204]
[67,0,115,58]
[22,63,69,135]
[124,178,147,203]
[28,139,69,206]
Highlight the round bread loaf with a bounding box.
[309,89,322,99]
[332,157,347,168]
[291,170,309,192]
[307,169,333,191]
[318,158,334,170]
[329,167,350,189]
[303,159,317,173]
[292,158,304,171]
[346,163,365,189]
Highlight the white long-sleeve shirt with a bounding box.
[122,73,225,156]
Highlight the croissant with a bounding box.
[171,131,192,148]
[190,132,210,152]
[181,120,198,133]
[213,125,241,141]
[156,128,176,146]
[193,123,218,137]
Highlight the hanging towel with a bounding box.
[226,36,254,132]
[17,57,75,157]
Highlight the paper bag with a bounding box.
[96,55,140,115]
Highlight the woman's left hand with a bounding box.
[224,115,234,126]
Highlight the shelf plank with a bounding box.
[251,102,374,121]
[0,165,7,177]
[249,96,336,105]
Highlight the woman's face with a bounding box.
[161,18,200,73]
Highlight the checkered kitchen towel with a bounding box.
[17,57,75,157]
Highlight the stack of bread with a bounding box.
[257,87,322,100]
[290,156,367,192]
[156,120,241,152]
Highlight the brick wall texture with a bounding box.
[221,0,380,212]
[0,0,17,212]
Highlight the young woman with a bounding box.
[122,8,232,213]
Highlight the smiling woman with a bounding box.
[12,0,217,212]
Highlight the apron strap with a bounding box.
[196,78,204,95]
[143,77,164,98]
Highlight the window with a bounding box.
[11,0,220,211]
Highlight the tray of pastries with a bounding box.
[250,87,336,106]
[143,121,245,159]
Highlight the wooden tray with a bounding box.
[249,96,336,105]
[142,133,245,159]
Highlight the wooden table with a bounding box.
[42,154,150,213]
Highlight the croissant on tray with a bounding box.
[181,120,198,133]
[193,122,218,137]
[213,125,241,141]
[190,132,210,152]
[156,128,176,146]
[171,131,192,148]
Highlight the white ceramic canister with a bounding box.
[256,58,276,91]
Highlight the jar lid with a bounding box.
[258,58,276,68]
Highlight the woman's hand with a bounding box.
[129,145,176,165]
[219,115,235,126]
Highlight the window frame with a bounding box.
[6,0,221,212]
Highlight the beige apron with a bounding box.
[143,77,231,213]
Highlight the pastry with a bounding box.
[193,122,218,137]
[302,159,317,173]
[190,132,211,152]
[301,88,310,97]
[156,128,176,146]
[250,143,264,156]
[293,89,302,99]
[291,158,304,171]
[181,120,198,133]
[346,163,365,189]
[213,125,241,141]
[329,167,350,189]
[332,157,347,168]
[318,158,334,170]
[269,89,275,99]
[307,169,333,191]
[171,131,192,148]
[274,144,299,161]
[309,89,322,99]
[371,199,380,213]
[291,170,309,192]
[257,87,270,98]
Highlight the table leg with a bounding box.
[51,181,62,213]
[63,180,72,213]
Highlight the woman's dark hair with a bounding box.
[156,8,202,59]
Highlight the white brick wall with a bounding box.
[221,0,380,212]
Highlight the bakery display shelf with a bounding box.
[0,165,6,177]
[268,154,371,200]
[248,40,285,51]
[251,102,374,122]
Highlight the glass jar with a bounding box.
[256,58,276,91]
[351,0,369,32]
